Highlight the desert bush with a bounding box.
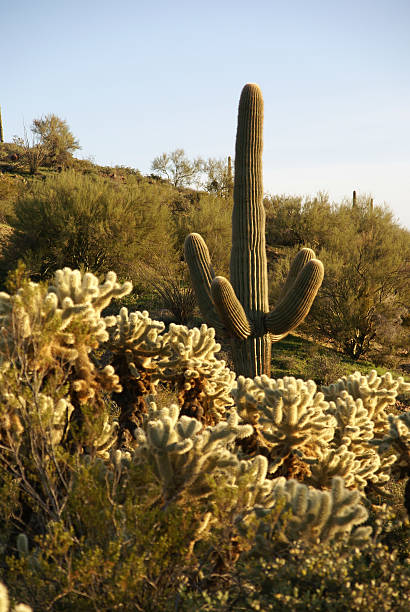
[31,114,80,167]
[0,266,408,610]
[1,171,177,282]
[182,536,410,611]
[305,348,346,385]
[266,196,410,361]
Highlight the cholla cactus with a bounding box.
[304,444,395,492]
[0,269,132,407]
[134,401,252,503]
[48,268,132,318]
[319,390,396,493]
[371,412,410,478]
[251,476,371,546]
[327,391,374,449]
[232,375,336,477]
[107,308,169,443]
[46,268,132,404]
[0,282,81,365]
[322,370,410,437]
[158,323,236,425]
[0,582,32,612]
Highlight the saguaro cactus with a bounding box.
[184,84,324,377]
[0,106,4,143]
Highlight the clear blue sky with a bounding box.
[2,0,410,228]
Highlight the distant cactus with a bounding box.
[0,106,4,143]
[227,155,233,196]
[185,84,324,377]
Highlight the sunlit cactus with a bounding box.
[158,323,235,424]
[250,476,371,546]
[134,401,252,503]
[185,84,324,377]
[322,370,410,437]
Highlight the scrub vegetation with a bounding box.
[0,86,408,610]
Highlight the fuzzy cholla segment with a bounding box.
[135,401,252,502]
[322,370,410,436]
[371,412,410,477]
[252,476,371,546]
[108,308,167,373]
[232,375,336,466]
[158,323,236,420]
[48,268,132,317]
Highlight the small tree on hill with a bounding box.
[202,156,233,198]
[31,114,80,166]
[151,149,203,187]
[12,127,47,174]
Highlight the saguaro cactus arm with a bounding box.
[184,233,223,332]
[264,257,324,339]
[211,276,252,339]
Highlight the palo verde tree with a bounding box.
[184,84,324,377]
[202,156,233,198]
[151,148,203,187]
[309,201,410,360]
[31,113,80,166]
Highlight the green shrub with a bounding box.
[2,171,177,282]
[181,537,410,611]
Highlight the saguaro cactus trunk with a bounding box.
[0,106,4,143]
[185,84,324,377]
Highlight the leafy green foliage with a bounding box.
[182,536,410,611]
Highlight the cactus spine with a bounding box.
[185,84,324,377]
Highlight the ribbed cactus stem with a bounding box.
[265,259,324,340]
[0,106,3,143]
[184,84,324,377]
[211,276,251,339]
[231,84,268,317]
[184,233,223,333]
